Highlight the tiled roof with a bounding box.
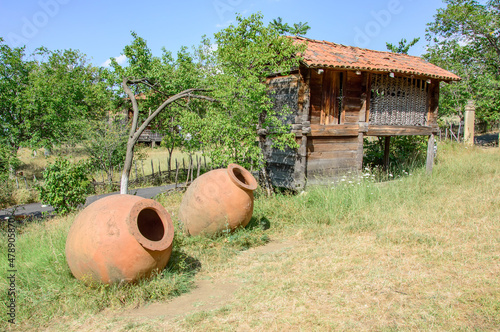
[294,37,460,81]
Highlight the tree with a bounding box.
[193,13,305,169]
[0,38,35,152]
[83,115,128,186]
[108,32,215,194]
[270,17,311,36]
[386,37,420,54]
[424,0,500,125]
[113,13,306,194]
[0,38,113,153]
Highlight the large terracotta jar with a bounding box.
[65,194,174,285]
[179,163,258,236]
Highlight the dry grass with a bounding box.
[3,143,499,331]
[159,144,499,331]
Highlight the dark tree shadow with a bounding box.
[245,216,271,231]
[166,250,202,275]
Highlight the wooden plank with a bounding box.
[307,151,359,160]
[365,73,371,122]
[340,71,347,124]
[307,142,360,153]
[344,114,359,123]
[321,70,337,125]
[308,136,359,145]
[427,81,439,126]
[307,158,360,172]
[366,125,434,136]
[311,124,359,137]
[426,134,435,173]
[356,133,364,171]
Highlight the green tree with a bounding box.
[83,115,128,186]
[113,14,306,194]
[386,37,420,54]
[424,0,500,124]
[0,38,36,152]
[0,38,113,153]
[108,32,214,193]
[194,13,305,169]
[270,17,311,36]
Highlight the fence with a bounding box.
[438,122,464,143]
[91,155,212,192]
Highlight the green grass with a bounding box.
[1,142,499,331]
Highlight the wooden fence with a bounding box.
[91,155,212,192]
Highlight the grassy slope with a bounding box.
[1,143,499,331]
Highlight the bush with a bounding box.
[363,136,427,173]
[0,144,19,208]
[0,176,15,209]
[38,158,94,214]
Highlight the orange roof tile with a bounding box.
[294,37,460,81]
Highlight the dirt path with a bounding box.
[120,240,295,322]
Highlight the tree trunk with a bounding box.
[118,78,214,194]
[120,141,135,194]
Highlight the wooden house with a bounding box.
[262,37,460,190]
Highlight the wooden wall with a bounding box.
[264,73,302,189]
[306,69,365,181]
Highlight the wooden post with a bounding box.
[158,160,162,182]
[134,161,138,183]
[464,100,475,145]
[426,134,435,174]
[167,156,171,181]
[175,159,179,189]
[185,157,192,187]
[196,158,201,178]
[151,160,155,180]
[383,136,391,171]
[190,158,194,183]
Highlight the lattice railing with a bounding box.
[370,74,429,126]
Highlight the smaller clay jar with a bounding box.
[65,195,174,285]
[179,163,258,236]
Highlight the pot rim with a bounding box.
[227,163,258,191]
[127,198,174,251]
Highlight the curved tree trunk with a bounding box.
[119,78,214,194]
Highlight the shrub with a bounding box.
[363,135,427,173]
[38,158,94,214]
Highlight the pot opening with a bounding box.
[227,163,258,191]
[233,168,249,185]
[137,209,165,241]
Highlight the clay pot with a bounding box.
[179,163,258,236]
[65,194,174,285]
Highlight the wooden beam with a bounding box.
[310,124,359,137]
[366,125,436,136]
[383,137,391,171]
[426,134,435,173]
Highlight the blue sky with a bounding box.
[0,0,446,67]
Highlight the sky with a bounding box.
[0,0,446,67]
